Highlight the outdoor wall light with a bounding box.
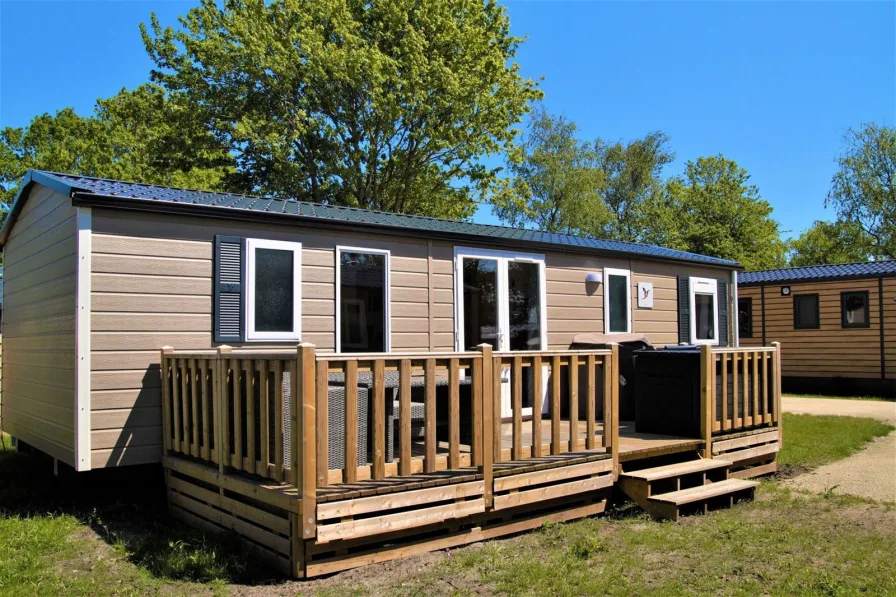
[585,272,602,284]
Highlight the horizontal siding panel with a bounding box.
[92,273,211,295]
[2,235,76,279]
[92,388,161,410]
[91,426,163,450]
[2,215,76,270]
[92,445,162,468]
[92,293,210,314]
[2,255,78,295]
[92,234,210,259]
[92,370,160,391]
[92,332,210,351]
[92,407,160,430]
[93,254,211,278]
[91,313,210,332]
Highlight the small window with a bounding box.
[246,239,302,341]
[738,297,753,338]
[841,291,870,329]
[337,247,390,352]
[604,268,631,334]
[689,277,719,345]
[793,294,820,330]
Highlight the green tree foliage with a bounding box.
[142,0,542,218]
[826,123,896,259]
[0,84,234,214]
[491,107,607,234]
[593,131,674,242]
[788,219,872,266]
[657,155,787,270]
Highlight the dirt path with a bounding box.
[783,396,896,502]
[782,396,896,423]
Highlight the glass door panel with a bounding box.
[461,258,500,351]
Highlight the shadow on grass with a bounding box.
[0,445,283,586]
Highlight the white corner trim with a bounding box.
[731,270,739,347]
[75,207,92,471]
[335,246,392,353]
[603,267,632,334]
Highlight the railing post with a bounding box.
[771,341,782,443]
[609,344,620,478]
[478,344,494,509]
[215,345,232,474]
[700,344,714,458]
[295,343,317,539]
[160,347,174,459]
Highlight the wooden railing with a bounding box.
[161,344,621,494]
[699,342,782,456]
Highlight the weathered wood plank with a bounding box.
[449,358,460,469]
[532,354,543,457]
[344,361,359,484]
[512,356,523,459]
[399,359,412,476]
[373,359,387,479]
[585,354,595,450]
[494,476,611,511]
[551,355,561,454]
[424,358,436,473]
[316,481,484,520]
[316,360,329,487]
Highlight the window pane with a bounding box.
[843,293,867,326]
[507,261,542,351]
[738,298,752,338]
[695,294,715,340]
[794,295,819,329]
[254,248,294,332]
[462,258,498,350]
[608,274,628,333]
[340,252,386,352]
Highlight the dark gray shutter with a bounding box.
[718,279,729,346]
[678,276,690,344]
[214,235,245,342]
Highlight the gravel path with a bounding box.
[782,397,896,502]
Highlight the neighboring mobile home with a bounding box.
[738,261,896,397]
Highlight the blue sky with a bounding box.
[1,1,894,239]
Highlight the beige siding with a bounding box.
[90,207,735,467]
[1,187,77,465]
[885,278,896,379]
[739,279,888,380]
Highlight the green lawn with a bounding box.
[785,393,895,402]
[777,412,894,471]
[0,414,893,596]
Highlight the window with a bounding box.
[689,277,719,344]
[337,247,390,352]
[604,268,631,334]
[738,297,753,338]
[793,294,820,330]
[246,239,302,341]
[841,291,870,329]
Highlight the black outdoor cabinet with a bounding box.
[633,348,703,437]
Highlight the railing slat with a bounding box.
[423,358,437,474]
[344,360,359,483]
[762,351,770,424]
[732,353,740,428]
[259,359,270,474]
[273,359,284,481]
[493,357,502,463]
[232,358,243,473]
[471,354,483,467]
[399,359,413,476]
[479,344,494,508]
[511,356,523,460]
[373,360,387,479]
[171,357,181,453]
[752,351,760,428]
[220,357,231,468]
[551,355,561,455]
[532,354,543,457]
[180,358,190,454]
[569,355,579,452]
[721,353,729,431]
[201,360,211,461]
[449,358,461,469]
[602,354,612,449]
[190,358,200,458]
[316,360,329,487]
[585,354,595,450]
[245,358,256,475]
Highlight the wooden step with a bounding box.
[621,458,732,483]
[648,478,758,507]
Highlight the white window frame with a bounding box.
[689,276,720,346]
[245,238,303,341]
[603,267,632,334]
[336,246,392,353]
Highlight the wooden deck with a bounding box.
[160,343,783,578]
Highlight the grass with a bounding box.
[0,414,892,595]
[785,393,895,402]
[777,412,894,471]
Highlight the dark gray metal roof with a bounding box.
[739,261,896,285]
[2,170,740,268]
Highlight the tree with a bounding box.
[826,123,896,259]
[788,219,872,266]
[0,84,234,215]
[593,131,674,243]
[656,155,787,270]
[142,0,542,218]
[490,107,608,234]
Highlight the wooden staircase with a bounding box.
[618,457,758,521]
